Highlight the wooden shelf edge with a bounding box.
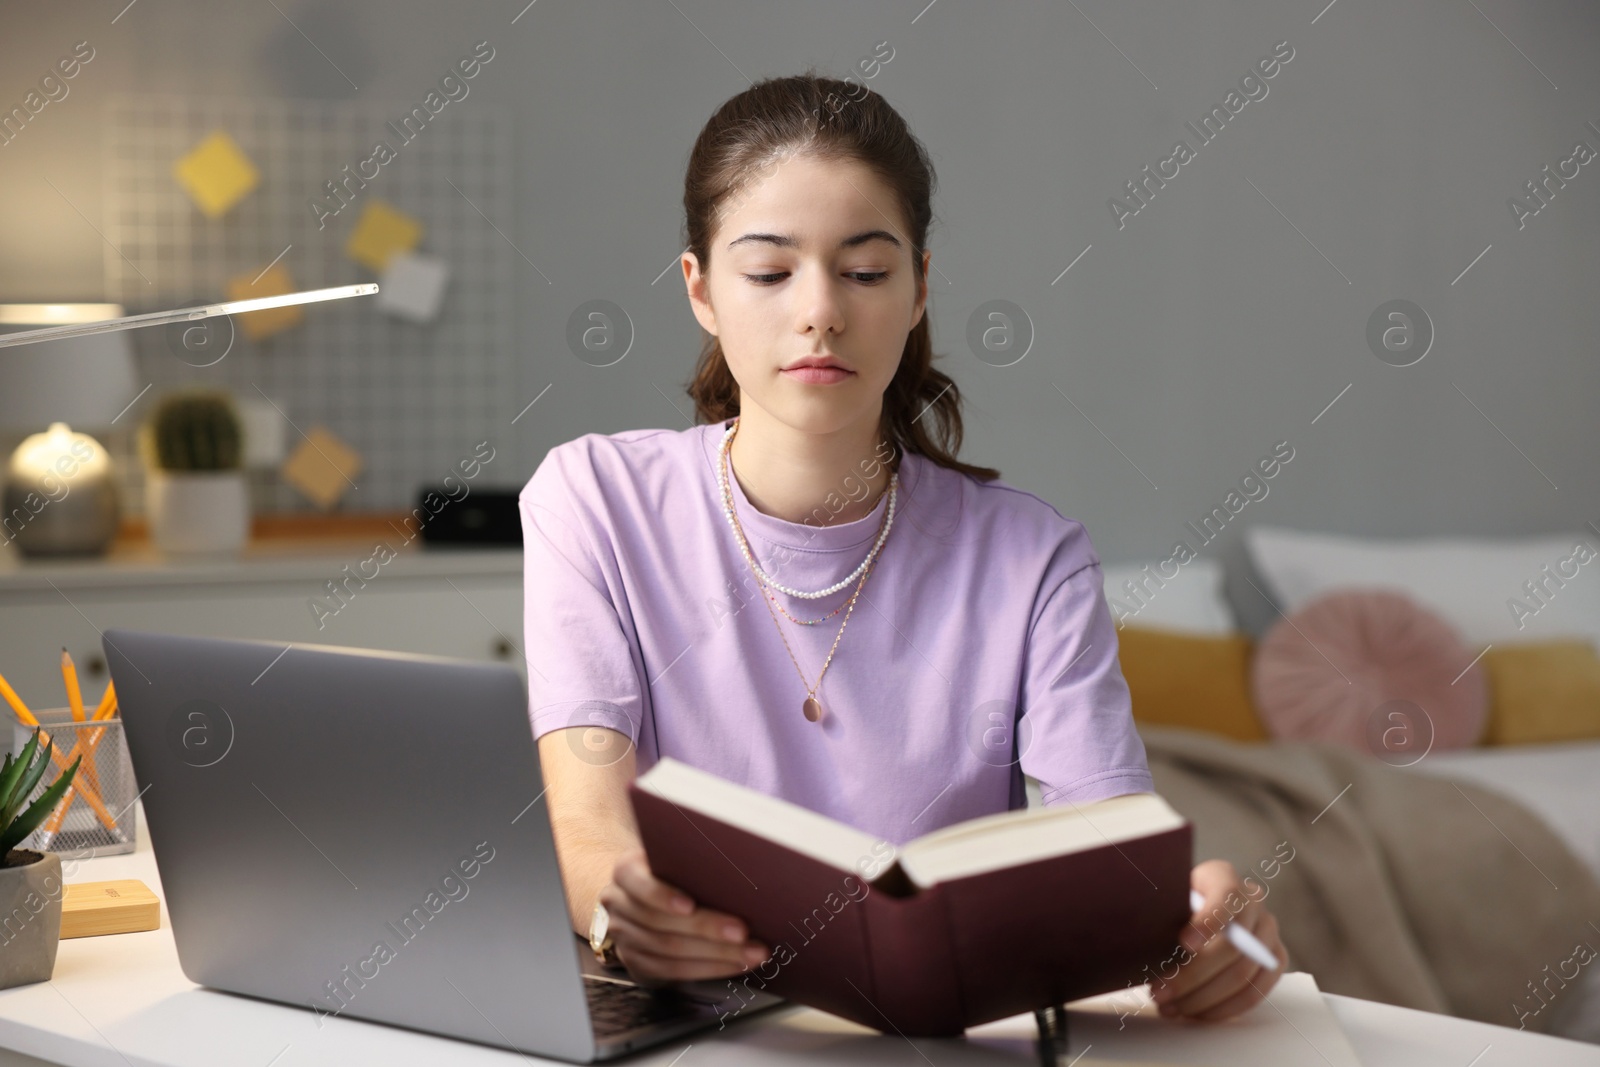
[117,512,420,544]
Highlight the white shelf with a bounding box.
[0,541,520,593]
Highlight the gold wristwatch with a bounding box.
[589,899,621,969]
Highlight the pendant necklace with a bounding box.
[718,417,898,722]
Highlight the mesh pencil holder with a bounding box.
[10,707,137,856]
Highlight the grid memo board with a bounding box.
[102,93,517,513]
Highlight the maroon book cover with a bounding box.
[629,781,1193,1036]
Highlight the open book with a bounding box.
[629,757,1193,1036]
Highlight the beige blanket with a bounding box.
[1138,725,1600,1035]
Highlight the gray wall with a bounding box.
[2,1,1597,632]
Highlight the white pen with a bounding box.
[1189,889,1280,970]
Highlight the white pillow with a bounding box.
[1100,557,1235,635]
[1245,525,1600,647]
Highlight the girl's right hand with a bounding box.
[600,846,771,982]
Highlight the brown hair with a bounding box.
[682,71,1001,483]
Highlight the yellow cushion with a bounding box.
[1117,626,1267,742]
[1481,641,1600,745]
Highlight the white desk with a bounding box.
[1,804,1596,1067]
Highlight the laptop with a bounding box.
[103,629,784,1061]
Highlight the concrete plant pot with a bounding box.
[0,849,63,990]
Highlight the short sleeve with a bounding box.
[1017,549,1153,806]
[519,450,647,750]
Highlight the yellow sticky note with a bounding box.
[172,131,260,219]
[280,425,363,510]
[226,262,303,341]
[345,200,422,273]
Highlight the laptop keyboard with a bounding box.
[584,976,706,1036]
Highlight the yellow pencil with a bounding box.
[0,667,39,727]
[61,648,86,723]
[93,678,117,721]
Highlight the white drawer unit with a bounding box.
[0,543,524,712]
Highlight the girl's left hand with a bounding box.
[1150,859,1290,1021]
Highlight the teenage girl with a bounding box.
[524,73,1287,1024]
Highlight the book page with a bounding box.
[899,793,1185,888]
[635,757,887,876]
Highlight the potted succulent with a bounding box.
[0,729,80,991]
[139,388,249,556]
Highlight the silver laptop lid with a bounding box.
[105,628,598,1062]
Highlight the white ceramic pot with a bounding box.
[144,469,250,556]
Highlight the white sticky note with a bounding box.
[235,397,287,467]
[376,252,451,323]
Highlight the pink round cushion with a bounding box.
[1251,588,1488,758]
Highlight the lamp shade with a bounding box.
[0,304,139,431]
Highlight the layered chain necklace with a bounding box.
[718,417,899,723]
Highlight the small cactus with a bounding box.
[0,729,79,862]
[140,389,244,472]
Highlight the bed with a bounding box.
[1404,740,1600,1041]
[1089,529,1600,1043]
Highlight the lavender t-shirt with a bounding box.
[519,419,1152,846]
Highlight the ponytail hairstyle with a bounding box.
[682,70,1000,483]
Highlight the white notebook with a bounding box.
[964,970,1363,1066]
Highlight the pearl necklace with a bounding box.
[718,417,897,722]
[717,419,898,600]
